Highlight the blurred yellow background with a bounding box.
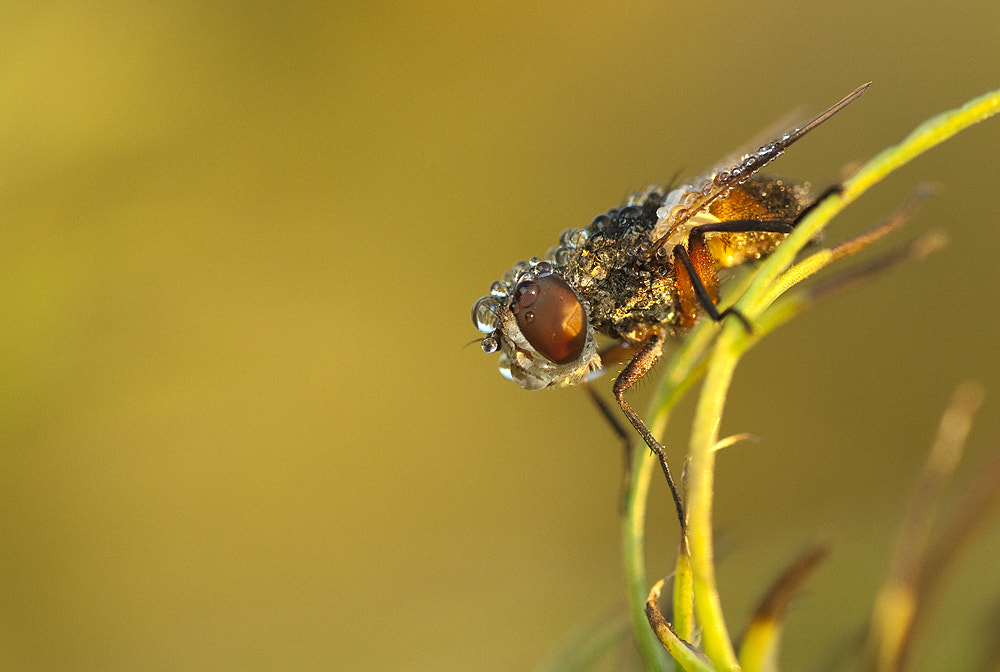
[2,2,999,670]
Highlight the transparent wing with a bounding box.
[649,82,870,257]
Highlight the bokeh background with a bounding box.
[2,2,999,670]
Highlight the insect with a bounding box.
[471,84,870,524]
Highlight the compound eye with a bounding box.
[511,274,586,365]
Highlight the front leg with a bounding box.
[612,329,686,531]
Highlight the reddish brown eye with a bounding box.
[511,274,586,365]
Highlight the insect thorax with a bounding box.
[551,186,681,343]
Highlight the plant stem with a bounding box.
[623,426,673,672]
[686,323,742,670]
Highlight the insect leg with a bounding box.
[689,220,796,236]
[673,236,760,332]
[676,182,847,328]
[674,219,799,332]
[673,240,724,329]
[686,182,843,240]
[612,330,686,531]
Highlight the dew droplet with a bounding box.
[618,205,641,220]
[590,214,612,231]
[472,296,501,332]
[569,228,589,246]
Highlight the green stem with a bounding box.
[686,324,742,670]
[624,319,718,671]
[623,425,673,672]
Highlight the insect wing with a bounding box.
[650,83,870,255]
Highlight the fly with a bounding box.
[471,83,870,525]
